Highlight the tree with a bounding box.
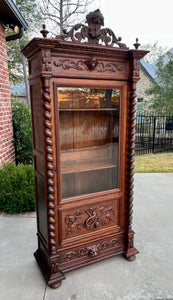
[14,0,42,33]
[39,0,95,35]
[145,51,173,113]
[12,100,33,165]
[6,27,26,85]
[140,41,167,64]
[7,0,43,101]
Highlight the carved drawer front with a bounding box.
[59,197,121,245]
[52,57,128,80]
[58,234,125,268]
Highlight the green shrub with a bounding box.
[0,163,36,213]
[12,100,33,165]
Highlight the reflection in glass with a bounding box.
[58,88,120,199]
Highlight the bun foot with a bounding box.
[126,255,136,261]
[49,281,62,289]
[124,246,139,261]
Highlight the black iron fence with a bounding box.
[135,112,173,155]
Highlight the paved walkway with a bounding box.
[0,174,173,300]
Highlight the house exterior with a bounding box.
[0,0,27,168]
[136,48,173,113]
[10,82,27,105]
[136,59,156,112]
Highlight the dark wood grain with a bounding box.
[22,10,148,288]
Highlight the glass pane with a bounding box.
[58,88,120,199]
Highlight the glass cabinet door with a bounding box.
[58,88,120,199]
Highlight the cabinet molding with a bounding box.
[22,9,148,288]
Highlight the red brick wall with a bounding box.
[0,24,15,168]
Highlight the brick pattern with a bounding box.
[0,25,15,168]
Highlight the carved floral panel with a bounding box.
[59,198,120,243]
[53,58,127,77]
[54,58,125,73]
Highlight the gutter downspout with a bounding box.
[6,26,30,106]
[6,26,24,41]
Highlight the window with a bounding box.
[58,88,120,199]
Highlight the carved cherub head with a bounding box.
[85,9,104,42]
[86,9,104,27]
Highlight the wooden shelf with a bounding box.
[61,161,117,174]
[59,108,118,111]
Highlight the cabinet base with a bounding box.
[49,281,62,289]
[34,250,66,288]
[123,247,139,261]
[34,233,139,288]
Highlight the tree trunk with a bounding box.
[21,52,30,106]
[60,0,63,34]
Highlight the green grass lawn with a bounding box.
[134,152,173,173]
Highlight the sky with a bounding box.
[91,0,173,50]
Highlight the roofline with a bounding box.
[0,21,7,28]
[140,61,155,83]
[1,0,28,30]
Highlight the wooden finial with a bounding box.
[40,24,49,38]
[134,38,140,49]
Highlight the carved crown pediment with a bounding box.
[55,9,128,49]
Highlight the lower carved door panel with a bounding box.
[59,196,121,245]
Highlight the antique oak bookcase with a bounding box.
[22,10,147,288]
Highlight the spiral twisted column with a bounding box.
[124,80,139,261]
[42,78,56,255]
[127,81,137,230]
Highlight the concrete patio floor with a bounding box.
[0,173,173,300]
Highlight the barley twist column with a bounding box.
[42,78,56,255]
[124,78,139,261]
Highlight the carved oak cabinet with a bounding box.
[22,10,147,288]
